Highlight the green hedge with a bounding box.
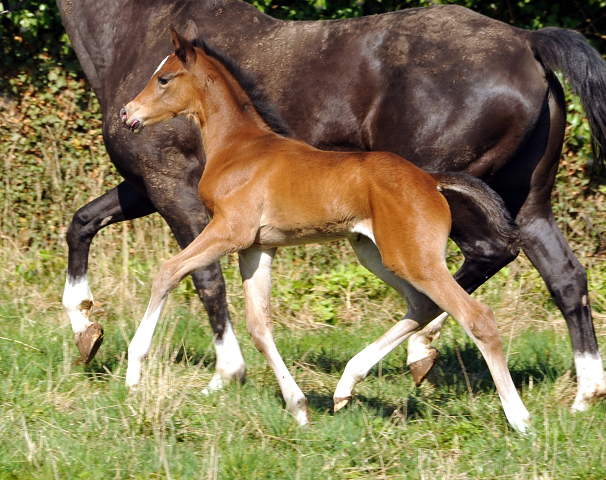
[1,0,605,252]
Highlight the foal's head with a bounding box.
[121,24,208,132]
[122,23,292,137]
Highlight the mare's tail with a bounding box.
[433,173,520,256]
[529,28,606,174]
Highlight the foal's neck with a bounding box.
[194,56,273,161]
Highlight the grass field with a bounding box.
[1,225,606,479]
[2,68,606,479]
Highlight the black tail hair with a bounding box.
[433,172,519,255]
[530,28,606,176]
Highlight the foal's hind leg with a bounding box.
[334,235,442,409]
[405,242,518,385]
[239,248,310,425]
[384,252,530,432]
[337,235,530,432]
[406,313,448,385]
[407,192,519,385]
[420,274,530,432]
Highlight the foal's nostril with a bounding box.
[120,108,127,122]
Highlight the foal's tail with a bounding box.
[529,28,606,174]
[433,173,520,256]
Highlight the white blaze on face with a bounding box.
[152,55,170,79]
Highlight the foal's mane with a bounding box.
[191,36,293,138]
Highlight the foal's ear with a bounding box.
[170,24,197,68]
[184,20,199,44]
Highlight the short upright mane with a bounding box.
[191,37,293,138]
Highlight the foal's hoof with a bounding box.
[333,396,352,413]
[75,322,104,364]
[409,348,439,386]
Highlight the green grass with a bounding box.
[2,52,606,480]
[1,238,606,479]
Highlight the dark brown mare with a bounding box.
[57,0,606,410]
[121,26,531,431]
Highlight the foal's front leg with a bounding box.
[239,248,311,425]
[126,219,244,388]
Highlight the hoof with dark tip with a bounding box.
[409,348,439,386]
[334,396,352,413]
[75,322,104,364]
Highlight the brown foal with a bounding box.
[121,25,530,432]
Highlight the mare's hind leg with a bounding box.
[493,83,606,410]
[518,205,606,410]
[63,181,156,363]
[239,248,310,425]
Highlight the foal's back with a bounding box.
[211,133,452,249]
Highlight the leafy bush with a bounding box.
[0,0,604,310]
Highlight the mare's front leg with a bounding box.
[126,218,245,388]
[239,248,311,425]
[149,187,245,391]
[63,181,156,363]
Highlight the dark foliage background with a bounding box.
[1,0,605,253]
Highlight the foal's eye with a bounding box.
[158,76,169,86]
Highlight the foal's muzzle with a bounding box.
[120,107,142,132]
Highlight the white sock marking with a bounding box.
[335,343,382,401]
[62,275,94,334]
[407,312,448,364]
[572,350,606,411]
[204,323,246,393]
[126,302,165,388]
[499,393,531,434]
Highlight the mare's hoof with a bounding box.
[409,348,439,386]
[75,322,104,364]
[333,396,352,413]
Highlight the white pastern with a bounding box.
[499,393,531,434]
[126,303,164,388]
[572,351,606,411]
[203,323,246,394]
[62,275,94,334]
[335,343,382,401]
[407,312,448,364]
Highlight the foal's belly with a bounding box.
[254,222,357,248]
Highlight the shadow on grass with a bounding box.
[83,342,219,378]
[303,390,433,421]
[301,339,571,402]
